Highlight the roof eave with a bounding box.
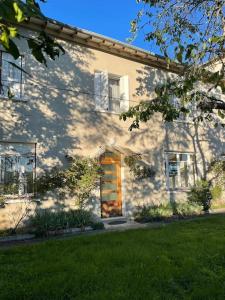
[21,16,183,74]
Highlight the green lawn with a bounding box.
[1,216,225,299]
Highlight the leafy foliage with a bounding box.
[209,159,225,188]
[187,180,212,212]
[134,202,202,222]
[36,156,102,209]
[122,0,225,129]
[29,209,97,236]
[0,0,64,64]
[124,154,156,179]
[134,203,173,222]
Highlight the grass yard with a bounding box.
[1,216,225,299]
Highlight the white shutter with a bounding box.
[101,71,109,110]
[94,71,108,110]
[120,75,129,112]
[94,72,101,108]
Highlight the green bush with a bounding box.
[174,202,202,217]
[134,204,173,222]
[29,209,95,237]
[188,180,212,212]
[134,202,202,223]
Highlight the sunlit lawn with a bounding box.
[1,215,225,299]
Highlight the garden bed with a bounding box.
[0,225,104,243]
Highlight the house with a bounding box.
[0,17,224,229]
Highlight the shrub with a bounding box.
[134,204,173,222]
[29,209,94,237]
[134,202,203,223]
[91,222,105,230]
[174,202,202,217]
[187,180,212,212]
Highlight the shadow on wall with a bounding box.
[0,39,126,222]
[127,64,225,210]
[0,40,124,171]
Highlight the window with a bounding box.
[108,77,120,113]
[165,152,196,190]
[94,71,129,113]
[0,52,24,99]
[0,143,36,196]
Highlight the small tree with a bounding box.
[63,156,101,209]
[36,156,101,210]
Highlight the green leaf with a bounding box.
[0,29,9,48]
[8,26,18,38]
[13,2,25,23]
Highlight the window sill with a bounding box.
[170,119,195,125]
[94,108,129,115]
[166,189,191,193]
[0,96,28,103]
[4,194,40,204]
[94,108,122,115]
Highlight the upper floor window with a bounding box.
[94,71,129,113]
[165,152,196,190]
[0,52,24,100]
[0,142,36,196]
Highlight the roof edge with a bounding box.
[22,16,183,73]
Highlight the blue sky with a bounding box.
[40,0,153,53]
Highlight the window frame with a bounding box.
[0,141,37,199]
[108,74,121,113]
[0,51,24,101]
[94,70,129,114]
[165,151,196,191]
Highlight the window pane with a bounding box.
[108,77,120,112]
[102,174,117,180]
[0,143,35,195]
[180,154,188,161]
[168,162,178,189]
[166,152,196,190]
[101,192,118,201]
[101,183,117,191]
[101,164,116,171]
[180,161,189,188]
[1,52,23,99]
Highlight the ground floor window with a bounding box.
[0,142,36,196]
[165,152,196,190]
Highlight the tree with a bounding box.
[121,0,225,130]
[0,0,64,66]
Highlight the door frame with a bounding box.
[100,151,123,218]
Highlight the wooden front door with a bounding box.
[100,151,122,218]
